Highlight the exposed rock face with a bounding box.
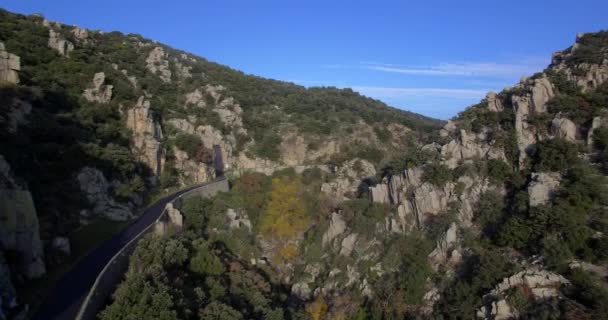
[551,116,577,141]
[71,26,88,40]
[477,268,570,319]
[321,159,376,201]
[486,92,503,112]
[528,172,561,207]
[439,120,457,137]
[174,60,192,79]
[83,72,113,104]
[322,212,347,247]
[512,76,556,165]
[225,208,252,231]
[0,156,46,279]
[172,146,213,184]
[374,166,499,235]
[0,42,20,84]
[77,167,133,221]
[48,29,74,56]
[428,223,461,270]
[440,129,506,169]
[587,116,604,146]
[126,97,166,178]
[339,233,358,256]
[146,47,171,82]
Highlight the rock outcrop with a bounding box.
[155,202,184,235]
[551,115,577,142]
[477,268,570,319]
[146,47,171,82]
[126,97,166,178]
[0,42,20,84]
[0,156,46,279]
[321,159,376,201]
[225,208,252,231]
[322,212,347,247]
[527,172,561,207]
[83,72,113,104]
[48,29,74,57]
[428,223,462,270]
[77,167,133,221]
[440,129,506,169]
[486,92,504,112]
[512,76,556,165]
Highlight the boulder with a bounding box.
[528,172,561,206]
[0,42,20,84]
[77,167,133,221]
[551,116,577,142]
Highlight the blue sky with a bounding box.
[2,0,608,119]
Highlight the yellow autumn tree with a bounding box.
[260,176,309,239]
[306,295,328,320]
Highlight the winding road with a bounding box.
[33,184,202,320]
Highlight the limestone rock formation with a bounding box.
[0,156,46,279]
[0,42,20,84]
[551,116,577,141]
[126,97,166,178]
[48,29,74,56]
[440,129,506,169]
[321,159,376,201]
[225,208,252,231]
[587,116,605,146]
[528,172,561,207]
[172,146,214,184]
[146,46,171,82]
[477,267,570,319]
[155,202,184,235]
[322,211,347,247]
[83,72,113,104]
[428,223,462,270]
[71,26,88,40]
[486,92,503,112]
[512,76,556,165]
[77,167,133,221]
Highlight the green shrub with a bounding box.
[174,133,203,159]
[422,163,453,186]
[531,139,579,172]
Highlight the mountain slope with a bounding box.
[95,31,608,320]
[0,8,440,318]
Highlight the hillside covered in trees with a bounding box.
[2,7,608,320]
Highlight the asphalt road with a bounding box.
[32,185,199,320]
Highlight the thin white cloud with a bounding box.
[326,59,547,78]
[362,62,543,77]
[351,86,489,99]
